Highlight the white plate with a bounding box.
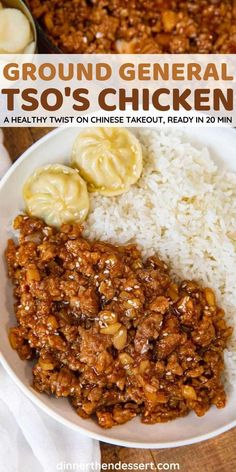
[0,127,236,449]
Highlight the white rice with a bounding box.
[83,129,236,386]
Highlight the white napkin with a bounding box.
[0,132,101,472]
[0,130,11,177]
[0,366,101,472]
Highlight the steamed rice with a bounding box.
[83,129,236,386]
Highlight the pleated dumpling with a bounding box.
[23,164,89,227]
[71,128,143,196]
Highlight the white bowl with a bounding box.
[0,127,236,449]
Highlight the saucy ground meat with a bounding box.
[28,0,236,53]
[6,215,232,428]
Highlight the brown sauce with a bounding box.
[6,215,232,428]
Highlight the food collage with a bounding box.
[0,1,236,471]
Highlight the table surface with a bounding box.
[3,127,236,472]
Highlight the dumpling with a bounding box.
[71,128,143,196]
[0,8,33,53]
[23,164,89,227]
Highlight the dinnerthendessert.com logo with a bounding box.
[56,462,180,471]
